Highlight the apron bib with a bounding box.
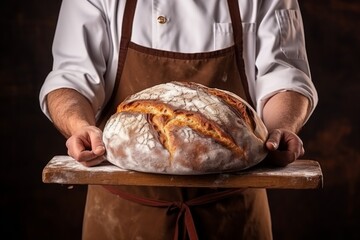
[84,0,272,239]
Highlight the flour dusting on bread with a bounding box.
[103,81,268,175]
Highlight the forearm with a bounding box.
[46,88,96,138]
[262,91,310,133]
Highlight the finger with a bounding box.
[265,129,282,151]
[66,137,88,161]
[66,137,84,153]
[88,129,106,156]
[78,155,106,167]
[75,150,99,162]
[300,146,305,157]
[66,128,105,161]
[285,135,304,159]
[66,137,98,162]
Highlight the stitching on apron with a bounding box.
[128,42,236,60]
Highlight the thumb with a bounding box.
[93,144,106,155]
[266,129,282,151]
[88,129,106,156]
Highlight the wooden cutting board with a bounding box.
[42,155,323,189]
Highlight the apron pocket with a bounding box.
[213,22,234,50]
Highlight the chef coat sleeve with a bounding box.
[254,0,318,123]
[39,0,109,121]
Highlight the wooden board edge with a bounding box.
[42,158,324,189]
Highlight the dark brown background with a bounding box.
[1,0,359,239]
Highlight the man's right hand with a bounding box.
[47,88,106,167]
[65,125,106,167]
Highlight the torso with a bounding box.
[85,1,272,239]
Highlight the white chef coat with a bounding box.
[39,0,318,121]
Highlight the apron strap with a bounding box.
[103,185,245,240]
[227,0,253,108]
[118,0,137,79]
[99,0,138,124]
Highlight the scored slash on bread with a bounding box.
[175,81,256,132]
[117,100,245,159]
[103,81,268,175]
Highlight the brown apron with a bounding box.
[83,0,272,239]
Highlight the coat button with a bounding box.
[157,16,167,24]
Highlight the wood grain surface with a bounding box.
[42,155,323,189]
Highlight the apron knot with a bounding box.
[167,202,184,214]
[168,201,198,240]
[102,186,244,240]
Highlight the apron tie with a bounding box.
[167,201,197,240]
[103,185,245,240]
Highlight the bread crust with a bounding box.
[103,81,268,175]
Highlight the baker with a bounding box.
[39,0,318,239]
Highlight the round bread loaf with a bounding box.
[103,81,268,175]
